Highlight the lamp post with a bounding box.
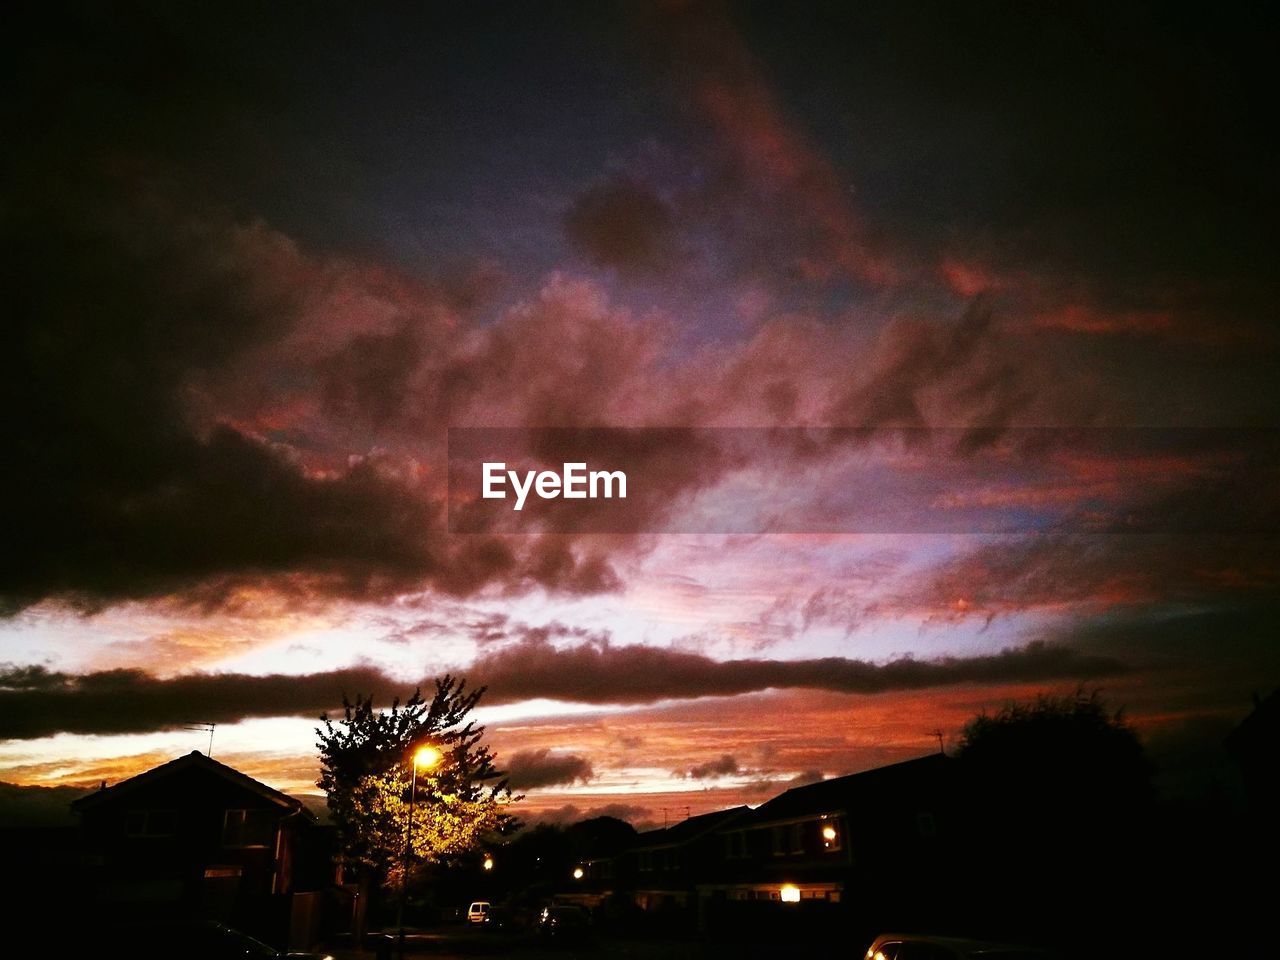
[397,745,442,960]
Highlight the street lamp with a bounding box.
[482,855,494,872]
[397,745,442,959]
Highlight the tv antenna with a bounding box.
[184,722,216,758]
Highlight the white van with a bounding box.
[467,901,491,924]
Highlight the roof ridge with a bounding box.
[71,750,304,814]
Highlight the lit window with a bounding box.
[821,819,842,851]
[780,884,800,903]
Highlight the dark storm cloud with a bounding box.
[0,638,1128,740]
[469,634,1129,705]
[681,754,740,780]
[502,749,595,790]
[5,0,1275,619]
[0,664,390,739]
[564,176,678,276]
[733,2,1276,313]
[0,171,625,611]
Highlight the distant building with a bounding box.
[628,806,750,921]
[1225,688,1280,819]
[697,753,954,938]
[545,752,957,941]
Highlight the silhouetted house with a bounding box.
[70,751,333,945]
[1225,688,1280,819]
[556,815,638,909]
[627,806,749,924]
[698,754,955,939]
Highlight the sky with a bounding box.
[2,0,1277,826]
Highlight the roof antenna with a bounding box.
[933,728,945,755]
[183,722,216,758]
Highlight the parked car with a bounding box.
[866,934,1054,960]
[537,904,591,941]
[126,920,334,960]
[467,901,492,924]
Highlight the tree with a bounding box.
[957,687,1153,817]
[316,676,517,903]
[953,689,1154,946]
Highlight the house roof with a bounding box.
[750,753,950,824]
[70,750,308,816]
[1225,688,1280,756]
[634,805,750,849]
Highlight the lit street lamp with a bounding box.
[397,745,442,959]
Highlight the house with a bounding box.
[696,754,956,939]
[1225,688,1280,819]
[543,753,957,939]
[70,751,333,946]
[627,806,750,925]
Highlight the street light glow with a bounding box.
[414,745,443,770]
[572,866,584,880]
[483,855,494,871]
[780,884,800,903]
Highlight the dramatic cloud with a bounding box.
[502,749,595,790]
[3,1,1274,815]
[469,634,1129,706]
[681,754,740,780]
[0,638,1128,740]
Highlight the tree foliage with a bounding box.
[958,687,1152,798]
[952,689,1156,943]
[956,687,1154,862]
[316,676,517,887]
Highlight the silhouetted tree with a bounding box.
[316,677,517,933]
[958,687,1152,822]
[954,689,1154,946]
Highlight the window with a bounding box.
[821,818,842,852]
[898,943,959,960]
[724,830,747,859]
[638,850,653,872]
[222,808,275,848]
[771,825,787,856]
[916,812,937,839]
[124,809,177,837]
[790,822,805,854]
